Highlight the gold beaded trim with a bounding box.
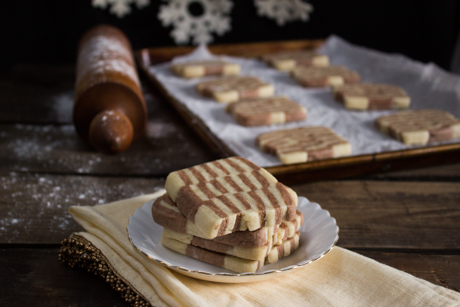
[59,234,151,307]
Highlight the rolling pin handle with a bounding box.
[88,110,134,154]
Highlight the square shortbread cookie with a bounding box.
[256,126,352,165]
[164,157,298,239]
[262,50,329,71]
[196,76,275,103]
[291,65,361,87]
[375,109,460,145]
[334,83,411,110]
[152,192,304,248]
[171,60,240,78]
[226,96,307,126]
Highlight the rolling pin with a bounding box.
[73,25,147,154]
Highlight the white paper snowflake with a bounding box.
[92,0,150,18]
[254,0,313,26]
[158,0,233,45]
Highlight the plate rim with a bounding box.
[127,197,339,278]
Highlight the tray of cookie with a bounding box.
[136,36,460,184]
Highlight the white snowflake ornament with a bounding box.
[158,0,233,45]
[254,0,313,26]
[92,0,150,18]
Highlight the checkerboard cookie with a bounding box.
[226,96,307,126]
[161,235,264,273]
[164,157,298,239]
[196,76,275,103]
[334,83,410,110]
[256,126,352,164]
[159,209,303,261]
[152,193,275,245]
[291,66,361,87]
[262,50,329,71]
[152,193,304,248]
[375,109,460,145]
[162,227,273,261]
[265,232,300,264]
[171,60,240,78]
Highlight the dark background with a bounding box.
[1,0,459,74]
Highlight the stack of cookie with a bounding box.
[151,156,303,273]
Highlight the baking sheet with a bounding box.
[147,35,460,167]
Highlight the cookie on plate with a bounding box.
[152,193,304,247]
[375,109,460,145]
[334,83,410,110]
[291,66,361,88]
[164,157,298,239]
[161,235,264,273]
[265,232,300,264]
[226,96,307,126]
[256,126,352,164]
[162,227,273,261]
[262,50,329,71]
[171,60,240,78]
[196,76,274,103]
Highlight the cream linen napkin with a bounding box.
[69,191,460,307]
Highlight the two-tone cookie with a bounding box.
[265,232,300,264]
[161,235,264,273]
[262,50,329,71]
[291,66,361,87]
[375,109,460,145]
[256,126,352,164]
[171,60,240,78]
[152,194,304,246]
[334,83,411,110]
[162,227,273,261]
[152,193,276,246]
[175,182,297,238]
[226,96,307,126]
[196,76,274,103]
[159,209,304,261]
[164,157,298,238]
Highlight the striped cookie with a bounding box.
[165,157,277,203]
[176,182,298,238]
[273,210,304,245]
[164,157,297,238]
[162,227,273,261]
[256,126,352,164]
[375,109,460,145]
[226,96,307,126]
[265,232,300,264]
[262,50,329,71]
[152,193,275,246]
[334,83,410,110]
[171,60,240,79]
[161,235,264,273]
[291,66,361,87]
[196,76,274,103]
[152,194,304,247]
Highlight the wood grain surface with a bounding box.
[1,63,459,305]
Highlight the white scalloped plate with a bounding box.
[127,196,339,283]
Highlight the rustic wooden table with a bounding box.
[1,64,459,306]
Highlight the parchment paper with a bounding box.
[148,35,460,167]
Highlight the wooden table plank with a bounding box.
[292,180,460,250]
[357,250,460,292]
[0,247,458,307]
[367,163,460,181]
[0,171,165,244]
[0,247,130,307]
[0,121,214,176]
[2,172,460,251]
[0,65,75,124]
